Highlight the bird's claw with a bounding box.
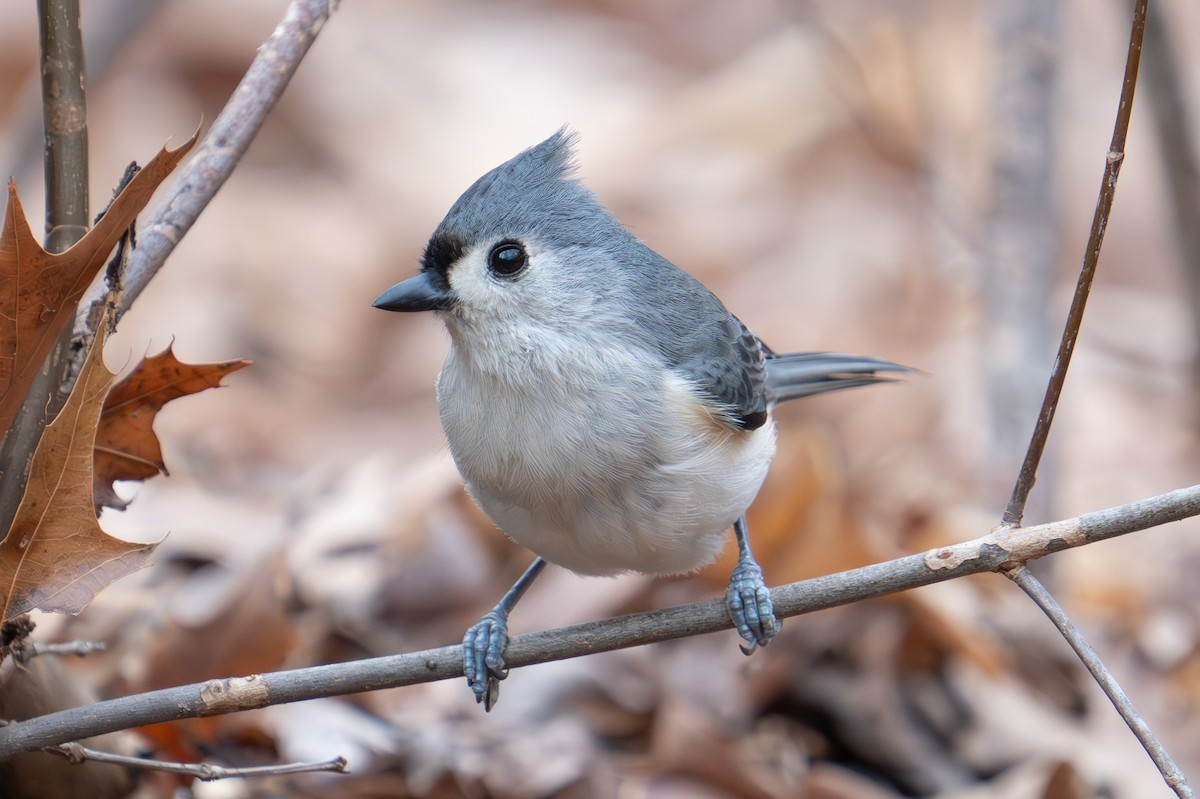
[463,609,510,711]
[726,558,779,654]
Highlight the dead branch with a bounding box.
[45,742,348,781]
[989,2,1192,794]
[0,0,92,535]
[1004,565,1193,798]
[0,483,1196,759]
[98,0,336,326]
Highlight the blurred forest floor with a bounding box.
[2,1,1200,797]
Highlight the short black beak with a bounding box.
[373,272,452,312]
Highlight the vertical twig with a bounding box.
[0,6,123,794]
[0,0,91,529]
[0,0,164,182]
[39,0,90,254]
[1004,566,1193,798]
[991,0,1192,792]
[1002,0,1146,526]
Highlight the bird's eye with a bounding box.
[487,241,527,277]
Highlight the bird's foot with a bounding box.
[725,556,779,655]
[463,609,509,711]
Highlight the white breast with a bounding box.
[436,338,776,577]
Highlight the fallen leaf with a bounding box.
[0,132,197,436]
[94,345,250,510]
[0,325,161,623]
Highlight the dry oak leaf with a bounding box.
[94,345,250,510]
[0,325,160,624]
[0,132,197,435]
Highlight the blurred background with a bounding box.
[2,0,1199,796]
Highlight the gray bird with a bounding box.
[374,130,905,710]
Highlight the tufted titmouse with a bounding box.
[374,130,905,709]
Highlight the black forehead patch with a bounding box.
[421,230,465,292]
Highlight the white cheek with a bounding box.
[442,244,542,370]
[446,242,561,325]
[446,247,497,309]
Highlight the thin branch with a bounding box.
[1002,0,1147,526]
[39,0,90,253]
[0,0,91,533]
[18,640,106,661]
[0,0,164,183]
[45,742,348,781]
[1004,566,1193,798]
[1043,593,1193,791]
[0,483,1197,758]
[98,0,335,327]
[990,2,1189,792]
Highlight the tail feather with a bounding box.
[764,352,911,404]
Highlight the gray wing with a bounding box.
[661,311,909,430]
[675,322,913,430]
[625,256,771,429]
[616,243,770,429]
[624,246,906,430]
[674,312,771,430]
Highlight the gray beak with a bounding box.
[373,272,452,312]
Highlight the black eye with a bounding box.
[487,241,527,277]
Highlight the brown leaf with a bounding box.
[0,132,197,435]
[0,326,160,623]
[93,345,250,510]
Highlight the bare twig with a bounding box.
[0,483,1197,758]
[0,0,91,531]
[988,1,1191,793]
[1002,0,1147,526]
[39,0,90,254]
[17,640,106,662]
[45,742,348,781]
[1004,566,1193,798]
[0,0,164,182]
[104,0,335,326]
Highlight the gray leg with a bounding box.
[463,557,547,710]
[726,516,779,654]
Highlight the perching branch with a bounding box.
[0,483,1197,759]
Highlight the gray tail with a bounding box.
[764,352,911,404]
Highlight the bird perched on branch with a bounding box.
[374,130,906,709]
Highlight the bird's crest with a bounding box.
[421,128,611,283]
